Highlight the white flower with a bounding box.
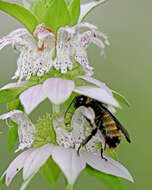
[0,22,109,80]
[18,75,119,114]
[0,24,55,81]
[4,143,133,186]
[1,96,133,186]
[0,110,35,152]
[54,22,109,75]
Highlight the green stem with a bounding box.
[66,184,73,190]
[52,104,60,114]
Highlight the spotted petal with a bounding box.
[52,147,86,184]
[20,85,47,114]
[81,151,134,182]
[5,149,32,186]
[43,78,75,104]
[0,110,35,152]
[74,86,119,107]
[23,144,54,180]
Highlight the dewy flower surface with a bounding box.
[0,0,133,189]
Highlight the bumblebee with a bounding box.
[66,95,131,160]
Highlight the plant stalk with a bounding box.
[52,104,60,114]
[66,184,73,190]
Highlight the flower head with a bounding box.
[0,22,109,81]
[54,22,109,75]
[0,24,55,81]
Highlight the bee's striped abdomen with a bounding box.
[102,112,121,150]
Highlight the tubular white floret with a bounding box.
[0,23,109,80]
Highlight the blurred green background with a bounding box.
[0,0,151,190]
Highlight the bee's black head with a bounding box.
[74,95,87,108]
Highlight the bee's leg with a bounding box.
[77,127,98,156]
[96,120,108,161]
[100,148,108,161]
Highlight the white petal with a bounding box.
[71,107,105,152]
[53,117,74,148]
[0,110,22,120]
[0,110,35,151]
[6,28,28,38]
[58,26,76,36]
[23,144,54,180]
[0,40,11,50]
[81,151,134,182]
[75,106,95,124]
[37,30,54,41]
[0,81,27,90]
[71,107,86,148]
[20,85,47,114]
[78,0,106,23]
[52,147,86,184]
[74,22,98,30]
[5,149,32,186]
[74,86,119,107]
[78,75,113,96]
[0,28,28,50]
[42,78,75,104]
[92,37,105,49]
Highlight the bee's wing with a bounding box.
[98,104,131,143]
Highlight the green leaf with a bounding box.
[68,0,80,25]
[0,173,6,187]
[85,165,124,190]
[45,0,71,32]
[40,157,60,187]
[34,0,51,23]
[8,121,18,152]
[112,91,130,107]
[7,98,24,112]
[0,86,27,104]
[0,0,38,33]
